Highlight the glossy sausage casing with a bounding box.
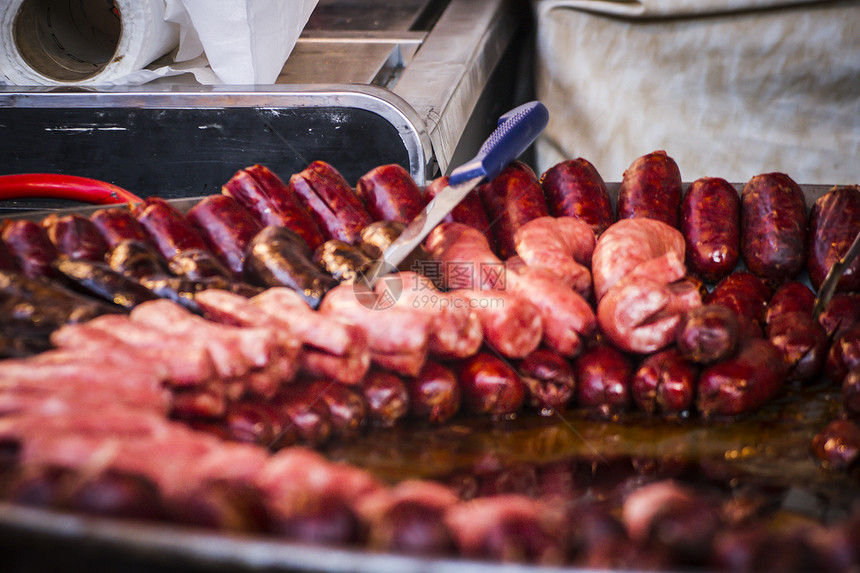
[680,177,740,283]
[478,161,549,258]
[806,185,860,292]
[740,173,807,284]
[186,195,262,279]
[697,338,787,418]
[616,150,683,228]
[356,164,426,224]
[424,176,491,234]
[540,158,613,236]
[289,161,372,244]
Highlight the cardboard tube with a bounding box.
[0,0,180,85]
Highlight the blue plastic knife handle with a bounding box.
[448,101,549,186]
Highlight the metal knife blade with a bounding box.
[358,100,549,288]
[812,228,860,319]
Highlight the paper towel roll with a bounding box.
[0,0,179,85]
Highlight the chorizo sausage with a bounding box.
[680,177,740,283]
[1,219,58,280]
[478,161,549,258]
[425,175,491,233]
[90,207,151,249]
[456,351,525,416]
[223,165,325,252]
[42,214,107,262]
[806,185,860,292]
[574,342,633,418]
[631,347,697,416]
[697,338,787,419]
[289,160,372,244]
[539,158,613,236]
[356,164,426,224]
[740,173,807,284]
[517,348,576,413]
[186,195,263,278]
[132,197,210,261]
[616,150,683,228]
[406,361,461,424]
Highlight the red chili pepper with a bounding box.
[0,174,142,205]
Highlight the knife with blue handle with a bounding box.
[359,100,549,288]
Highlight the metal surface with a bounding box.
[0,0,526,212]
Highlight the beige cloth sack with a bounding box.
[534,0,860,185]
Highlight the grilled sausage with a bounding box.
[361,368,410,428]
[517,348,576,413]
[186,195,263,278]
[132,197,210,261]
[406,361,461,424]
[740,173,808,284]
[697,338,787,419]
[1,219,58,279]
[90,207,152,249]
[42,213,108,262]
[806,185,860,292]
[680,177,740,283]
[539,158,614,236]
[289,160,372,244]
[765,281,816,325]
[616,150,683,228]
[705,271,772,331]
[574,342,633,418]
[631,347,697,416]
[243,226,337,309]
[223,164,325,252]
[456,351,526,416]
[675,304,740,364]
[478,161,550,258]
[356,164,425,224]
[766,311,828,383]
[425,175,491,233]
[51,258,159,310]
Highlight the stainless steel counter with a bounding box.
[0,0,530,211]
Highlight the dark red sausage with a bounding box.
[817,292,860,340]
[223,165,325,252]
[224,400,293,448]
[766,311,828,383]
[186,195,262,278]
[289,161,372,244]
[517,348,576,413]
[301,380,367,439]
[705,271,772,330]
[806,185,860,292]
[361,369,410,428]
[271,383,333,446]
[697,338,787,419]
[825,324,860,385]
[631,347,697,416]
[616,150,683,228]
[1,219,58,279]
[356,164,426,224]
[573,342,633,418]
[456,351,525,416]
[90,207,151,249]
[740,173,808,284]
[811,419,860,470]
[132,197,210,261]
[844,368,860,419]
[680,177,740,283]
[406,361,461,424]
[675,304,740,364]
[539,158,614,236]
[425,176,491,233]
[478,161,549,258]
[765,281,815,325]
[42,214,108,262]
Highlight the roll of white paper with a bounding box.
[0,0,180,86]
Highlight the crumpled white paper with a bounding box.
[0,0,317,86]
